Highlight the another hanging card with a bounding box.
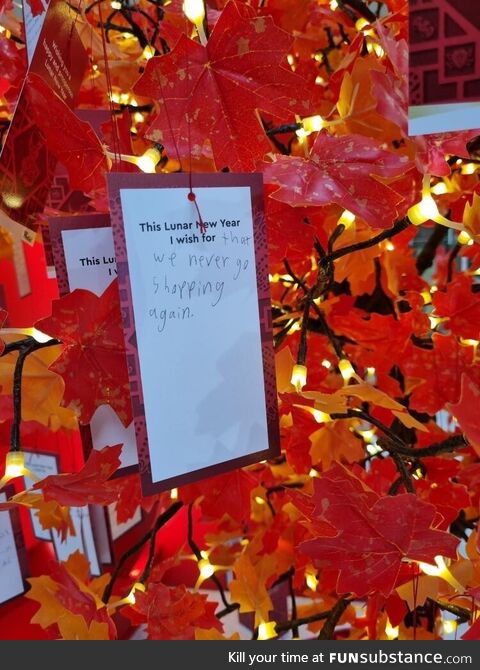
[0,486,28,604]
[107,172,280,495]
[23,450,60,541]
[49,213,138,475]
[409,0,480,135]
[22,0,51,64]
[0,0,88,228]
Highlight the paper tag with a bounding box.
[0,491,26,603]
[51,507,101,577]
[23,451,59,541]
[108,173,279,495]
[49,214,138,474]
[409,0,480,134]
[22,0,50,64]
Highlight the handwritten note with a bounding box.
[0,492,25,603]
[109,173,279,494]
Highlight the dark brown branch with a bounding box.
[0,337,62,452]
[102,501,183,604]
[187,504,233,611]
[415,224,447,274]
[326,218,410,264]
[317,597,349,639]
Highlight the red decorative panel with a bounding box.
[409,0,480,105]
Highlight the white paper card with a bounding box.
[51,507,101,576]
[0,492,24,603]
[107,504,142,542]
[61,227,117,296]
[61,226,137,471]
[118,185,270,484]
[24,452,58,541]
[23,0,50,64]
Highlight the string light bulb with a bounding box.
[385,620,399,640]
[338,209,356,230]
[338,358,355,382]
[110,146,163,173]
[142,45,156,60]
[258,621,277,640]
[183,0,207,45]
[418,556,464,592]
[457,230,474,246]
[305,570,318,591]
[291,364,307,392]
[0,451,42,489]
[301,115,326,133]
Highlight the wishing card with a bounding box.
[49,213,138,474]
[23,450,59,541]
[0,487,28,603]
[107,172,280,495]
[51,506,102,576]
[0,0,88,228]
[409,0,480,135]
[22,0,51,64]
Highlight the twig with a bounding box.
[102,501,183,603]
[317,597,349,639]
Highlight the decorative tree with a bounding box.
[1,0,480,641]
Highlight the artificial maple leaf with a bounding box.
[33,445,122,507]
[126,582,222,640]
[300,464,459,597]
[27,552,116,640]
[447,375,480,455]
[11,490,74,541]
[432,275,480,341]
[0,33,25,94]
[263,132,411,228]
[463,191,480,242]
[26,0,45,16]
[134,0,313,170]
[0,338,77,431]
[309,421,364,471]
[25,73,108,192]
[229,551,275,626]
[109,474,142,524]
[180,468,259,524]
[35,282,132,426]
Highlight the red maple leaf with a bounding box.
[447,374,480,456]
[25,0,46,16]
[134,0,313,170]
[35,281,132,426]
[300,464,459,597]
[180,468,258,524]
[33,445,122,507]
[126,582,222,640]
[25,73,108,192]
[263,132,411,228]
[432,275,480,341]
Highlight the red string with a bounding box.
[184,17,206,234]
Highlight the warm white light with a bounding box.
[28,328,52,344]
[305,571,318,590]
[338,209,356,229]
[338,358,355,382]
[457,230,474,246]
[291,364,307,392]
[302,115,326,133]
[4,452,26,479]
[312,409,330,423]
[258,621,277,640]
[408,195,439,225]
[183,0,205,24]
[385,621,399,640]
[198,558,215,580]
[442,619,457,634]
[142,45,156,60]
[111,0,122,9]
[321,359,332,369]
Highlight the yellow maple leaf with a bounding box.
[229,552,275,627]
